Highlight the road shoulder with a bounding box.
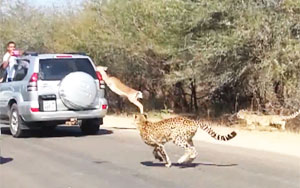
[102,115,300,158]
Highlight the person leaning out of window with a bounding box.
[0,41,22,82]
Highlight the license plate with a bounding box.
[43,100,56,111]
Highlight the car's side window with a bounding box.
[13,59,30,81]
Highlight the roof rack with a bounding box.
[23,51,38,56]
[64,52,87,56]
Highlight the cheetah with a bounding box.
[134,114,237,167]
[237,109,300,130]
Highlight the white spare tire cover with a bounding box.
[59,72,97,110]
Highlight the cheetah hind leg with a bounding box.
[177,151,191,164]
[182,147,198,164]
[153,147,163,162]
[184,140,198,164]
[175,138,198,164]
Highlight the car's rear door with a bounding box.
[37,57,99,111]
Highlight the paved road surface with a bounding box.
[0,126,299,188]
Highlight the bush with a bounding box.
[1,0,300,117]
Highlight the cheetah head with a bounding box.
[134,113,148,122]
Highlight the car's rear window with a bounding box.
[39,58,96,80]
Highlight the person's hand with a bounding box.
[12,50,22,56]
[19,50,24,56]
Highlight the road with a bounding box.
[0,125,300,188]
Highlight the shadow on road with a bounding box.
[141,161,238,168]
[93,160,109,164]
[111,127,136,130]
[0,127,113,138]
[0,156,13,165]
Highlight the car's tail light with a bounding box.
[96,71,105,89]
[30,107,39,112]
[27,73,38,91]
[102,104,108,109]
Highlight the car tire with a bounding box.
[9,103,26,138]
[80,118,101,135]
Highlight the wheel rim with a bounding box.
[10,110,19,134]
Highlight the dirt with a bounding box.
[102,114,300,158]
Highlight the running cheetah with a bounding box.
[237,109,300,130]
[134,114,237,167]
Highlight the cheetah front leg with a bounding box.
[156,145,172,168]
[148,136,172,167]
[153,146,163,162]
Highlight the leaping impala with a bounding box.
[96,66,144,114]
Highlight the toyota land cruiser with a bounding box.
[0,52,108,137]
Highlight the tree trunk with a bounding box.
[190,79,198,112]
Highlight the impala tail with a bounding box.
[136,91,143,99]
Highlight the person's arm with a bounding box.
[1,54,10,69]
[19,50,24,56]
[1,61,9,69]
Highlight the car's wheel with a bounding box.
[80,118,101,135]
[9,103,26,138]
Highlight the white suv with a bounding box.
[0,52,108,137]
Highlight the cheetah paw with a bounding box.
[177,155,189,164]
[183,157,196,164]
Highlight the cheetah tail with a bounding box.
[282,109,300,120]
[201,124,237,141]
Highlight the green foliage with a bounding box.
[1,0,300,115]
[0,1,48,53]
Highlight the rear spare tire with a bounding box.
[59,72,97,110]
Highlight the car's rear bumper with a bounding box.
[22,108,107,122]
[19,98,108,122]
